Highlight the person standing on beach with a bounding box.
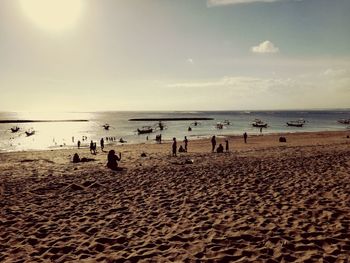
[172,137,177,156]
[184,136,188,152]
[211,136,216,152]
[225,139,229,152]
[90,140,94,153]
[77,140,81,149]
[243,132,248,143]
[100,138,104,151]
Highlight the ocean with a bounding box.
[0,110,349,152]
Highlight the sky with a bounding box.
[0,0,349,111]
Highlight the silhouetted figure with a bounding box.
[73,153,80,163]
[100,138,104,151]
[217,144,224,153]
[184,136,188,152]
[90,140,94,154]
[77,140,81,149]
[211,136,216,152]
[172,137,177,156]
[188,126,192,131]
[93,143,97,154]
[279,137,287,143]
[260,127,263,135]
[72,136,74,143]
[107,150,121,170]
[243,132,248,143]
[225,139,229,152]
[179,145,186,153]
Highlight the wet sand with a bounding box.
[1,131,350,262]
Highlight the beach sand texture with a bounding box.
[1,131,350,262]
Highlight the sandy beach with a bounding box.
[1,131,350,262]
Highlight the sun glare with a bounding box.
[19,0,83,32]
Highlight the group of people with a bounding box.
[171,136,188,156]
[210,136,229,153]
[74,132,251,170]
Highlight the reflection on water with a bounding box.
[0,110,349,152]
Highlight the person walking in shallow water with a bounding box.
[211,135,216,152]
[77,140,81,149]
[172,137,177,157]
[243,132,248,143]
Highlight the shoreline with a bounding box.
[1,130,349,155]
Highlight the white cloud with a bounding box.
[208,0,285,7]
[251,40,279,54]
[187,58,194,64]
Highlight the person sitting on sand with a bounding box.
[217,143,224,153]
[179,145,186,153]
[172,137,177,157]
[73,153,80,163]
[107,150,121,170]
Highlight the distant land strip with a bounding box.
[129,117,214,121]
[0,120,89,124]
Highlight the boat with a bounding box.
[216,122,224,129]
[25,130,35,136]
[287,121,304,127]
[103,124,110,130]
[137,126,153,134]
[252,119,268,128]
[338,119,350,124]
[10,126,20,133]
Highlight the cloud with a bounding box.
[207,0,284,7]
[187,58,194,64]
[251,40,279,54]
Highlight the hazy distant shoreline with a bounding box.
[0,119,89,123]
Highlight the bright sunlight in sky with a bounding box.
[19,0,83,32]
[0,0,349,111]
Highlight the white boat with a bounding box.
[287,121,304,127]
[252,119,268,128]
[137,126,153,134]
[216,122,224,129]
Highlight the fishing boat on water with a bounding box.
[252,119,268,128]
[287,121,304,127]
[137,126,153,134]
[216,122,224,129]
[338,119,350,124]
[25,129,35,136]
[10,126,20,133]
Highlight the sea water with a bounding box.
[0,110,349,152]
